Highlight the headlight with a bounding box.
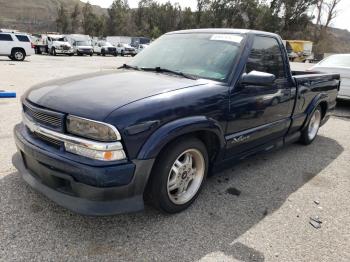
[66,115,121,142]
[65,142,125,161]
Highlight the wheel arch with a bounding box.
[11,47,26,56]
[137,116,225,162]
[302,93,328,130]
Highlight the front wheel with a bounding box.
[147,137,208,213]
[300,106,322,145]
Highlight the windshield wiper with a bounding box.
[141,67,198,80]
[118,64,140,70]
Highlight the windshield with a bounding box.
[319,55,350,68]
[52,37,66,42]
[100,41,113,46]
[129,33,244,82]
[76,41,91,46]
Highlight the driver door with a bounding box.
[225,35,294,157]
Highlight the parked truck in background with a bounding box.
[283,40,314,63]
[66,34,93,56]
[93,40,117,56]
[116,43,136,56]
[32,33,74,56]
[13,29,340,216]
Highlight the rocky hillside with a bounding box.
[0,0,105,32]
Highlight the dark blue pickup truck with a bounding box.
[13,29,340,215]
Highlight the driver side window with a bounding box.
[246,36,286,79]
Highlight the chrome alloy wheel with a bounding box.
[14,51,24,60]
[167,149,205,205]
[308,109,321,140]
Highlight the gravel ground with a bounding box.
[0,56,349,261]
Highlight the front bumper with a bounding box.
[13,123,154,216]
[77,49,93,55]
[122,50,136,56]
[56,49,74,54]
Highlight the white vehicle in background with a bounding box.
[47,35,74,56]
[309,54,350,100]
[116,43,136,56]
[32,33,74,56]
[66,34,93,56]
[135,43,149,54]
[0,31,34,61]
[93,40,117,56]
[106,36,132,47]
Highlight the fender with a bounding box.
[137,116,225,160]
[302,92,328,130]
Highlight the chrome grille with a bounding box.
[33,132,62,148]
[23,101,64,130]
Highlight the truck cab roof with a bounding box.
[167,28,280,38]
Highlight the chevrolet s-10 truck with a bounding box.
[13,29,340,215]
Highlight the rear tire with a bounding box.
[300,106,322,145]
[147,137,208,213]
[11,49,25,61]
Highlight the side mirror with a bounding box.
[241,70,276,86]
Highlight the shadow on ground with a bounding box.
[0,136,343,261]
[334,100,350,121]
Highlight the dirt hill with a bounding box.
[0,0,106,33]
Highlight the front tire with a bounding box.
[51,48,56,56]
[300,106,322,145]
[147,137,208,213]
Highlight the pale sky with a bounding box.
[81,0,350,31]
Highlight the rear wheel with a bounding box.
[300,106,322,145]
[147,137,208,213]
[11,49,25,61]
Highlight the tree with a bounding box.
[180,7,195,29]
[107,0,130,35]
[71,4,80,33]
[82,1,100,36]
[268,0,317,38]
[56,3,70,33]
[314,0,342,40]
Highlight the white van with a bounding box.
[0,32,34,61]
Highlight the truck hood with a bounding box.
[77,45,92,49]
[53,41,71,47]
[26,70,205,121]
